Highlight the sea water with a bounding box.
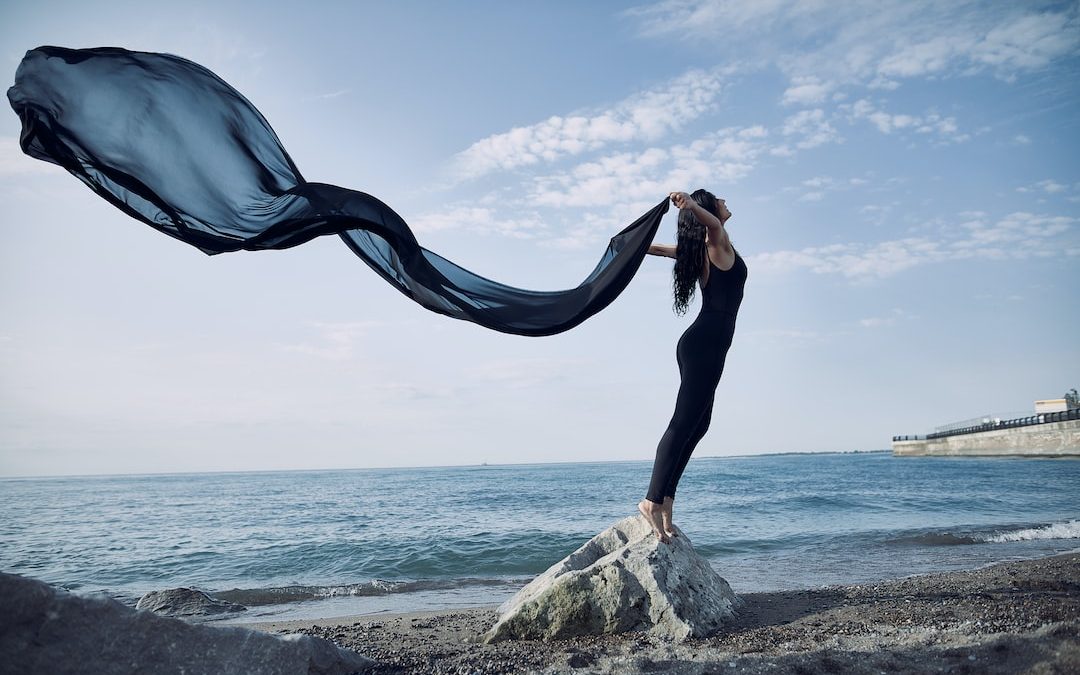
[1,451,1078,622]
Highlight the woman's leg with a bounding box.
[665,340,728,501]
[660,395,713,537]
[665,394,715,500]
[642,321,725,542]
[645,367,715,505]
[641,372,712,542]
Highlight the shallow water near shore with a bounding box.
[1,451,1077,622]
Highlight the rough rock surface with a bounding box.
[0,572,374,675]
[136,586,247,619]
[484,515,741,643]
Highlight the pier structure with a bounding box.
[892,409,1080,457]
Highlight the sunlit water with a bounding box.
[2,451,1077,622]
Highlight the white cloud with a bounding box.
[451,67,731,180]
[1016,179,1072,195]
[1013,134,1032,145]
[781,109,839,149]
[846,99,968,142]
[993,211,1072,238]
[411,206,546,239]
[750,211,1077,280]
[972,10,1080,72]
[525,125,770,210]
[752,239,932,279]
[788,175,871,203]
[877,34,977,78]
[782,76,833,105]
[800,176,860,189]
[627,0,808,35]
[627,1,1080,98]
[454,123,786,251]
[878,10,1080,79]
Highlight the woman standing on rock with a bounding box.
[638,189,747,543]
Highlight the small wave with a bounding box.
[888,520,1080,547]
[890,532,981,546]
[981,520,1080,543]
[214,577,524,607]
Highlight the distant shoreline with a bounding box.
[0,449,896,481]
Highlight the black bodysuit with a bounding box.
[646,250,748,504]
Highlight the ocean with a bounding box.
[1,451,1077,623]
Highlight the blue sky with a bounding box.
[1,1,1078,476]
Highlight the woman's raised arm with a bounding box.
[648,243,677,258]
[670,191,730,249]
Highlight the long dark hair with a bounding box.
[672,189,718,316]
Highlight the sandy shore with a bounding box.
[242,553,1080,674]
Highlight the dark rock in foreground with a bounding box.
[484,515,741,642]
[137,587,247,620]
[0,572,374,675]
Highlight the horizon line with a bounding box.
[0,448,892,481]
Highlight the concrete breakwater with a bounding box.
[892,418,1080,457]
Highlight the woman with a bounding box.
[638,189,748,543]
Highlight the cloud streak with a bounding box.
[627,1,1080,95]
[525,125,770,211]
[751,211,1078,280]
[451,67,732,180]
[845,99,968,142]
[787,175,870,203]
[411,206,546,238]
[780,109,840,149]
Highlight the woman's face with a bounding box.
[716,198,732,224]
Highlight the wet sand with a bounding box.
[242,552,1080,673]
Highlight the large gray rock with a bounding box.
[484,515,741,643]
[136,587,246,620]
[0,572,374,675]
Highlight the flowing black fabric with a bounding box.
[7,46,667,336]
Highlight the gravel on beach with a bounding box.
[247,552,1080,674]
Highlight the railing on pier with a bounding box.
[933,410,1032,434]
[892,408,1079,443]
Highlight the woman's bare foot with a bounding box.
[662,497,677,538]
[638,499,670,544]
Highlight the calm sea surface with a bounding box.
[1,452,1078,622]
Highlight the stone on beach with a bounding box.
[484,515,741,643]
[136,586,247,619]
[0,572,375,675]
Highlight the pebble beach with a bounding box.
[244,552,1080,674]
